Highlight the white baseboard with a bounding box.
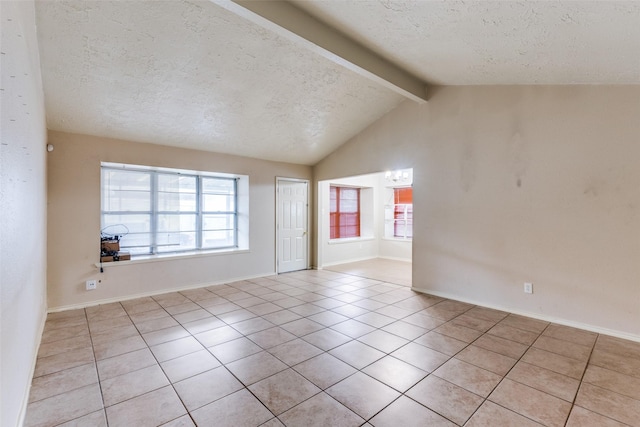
[411,286,640,343]
[48,272,275,313]
[320,256,378,268]
[18,301,48,427]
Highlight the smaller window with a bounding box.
[330,186,360,239]
[387,187,412,239]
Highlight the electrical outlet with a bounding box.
[524,282,533,294]
[86,280,97,291]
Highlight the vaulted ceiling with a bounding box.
[35,1,640,165]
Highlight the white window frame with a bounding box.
[101,162,243,257]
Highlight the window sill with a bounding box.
[328,237,375,245]
[95,247,250,268]
[382,237,413,242]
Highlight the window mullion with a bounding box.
[151,172,158,254]
[197,176,202,249]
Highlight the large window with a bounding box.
[101,163,238,256]
[330,186,360,239]
[392,187,413,239]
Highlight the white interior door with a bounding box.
[277,179,308,273]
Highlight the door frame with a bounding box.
[275,177,311,274]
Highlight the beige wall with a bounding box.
[1,1,49,426]
[47,131,312,309]
[315,86,640,340]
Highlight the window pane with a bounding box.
[203,230,235,248]
[102,169,151,212]
[157,174,196,212]
[203,194,234,212]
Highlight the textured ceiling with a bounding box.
[35,1,404,165]
[294,0,640,85]
[35,1,640,165]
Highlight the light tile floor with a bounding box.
[25,269,640,427]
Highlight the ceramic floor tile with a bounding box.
[390,342,449,373]
[93,334,147,361]
[354,312,395,328]
[362,355,428,393]
[280,318,325,336]
[247,327,296,349]
[105,386,186,427]
[194,325,242,347]
[29,363,98,404]
[329,340,385,370]
[489,378,572,427]
[44,316,88,332]
[40,325,90,344]
[128,308,169,324]
[381,320,427,340]
[465,401,543,427]
[433,358,502,397]
[521,347,587,380]
[414,331,467,356]
[565,405,629,427]
[269,338,324,366]
[464,306,509,323]
[289,303,326,317]
[301,328,352,351]
[190,389,273,427]
[160,349,221,383]
[507,361,581,402]
[101,364,169,406]
[368,395,456,427]
[542,324,598,348]
[173,308,213,325]
[37,334,93,359]
[407,374,484,425]
[450,313,496,332]
[160,415,196,427]
[164,301,201,316]
[374,304,414,320]
[326,372,400,419]
[205,301,241,315]
[216,308,258,324]
[150,336,204,362]
[141,325,189,346]
[89,316,133,335]
[498,314,549,334]
[24,384,103,427]
[533,335,592,361]
[589,346,640,379]
[90,325,139,346]
[249,369,321,415]
[96,347,157,381]
[582,364,640,400]
[261,309,302,325]
[357,330,409,354]
[56,409,108,427]
[278,392,364,427]
[402,312,447,329]
[181,316,225,335]
[487,323,540,346]
[574,382,640,426]
[434,322,483,343]
[226,351,288,385]
[307,310,349,326]
[330,303,370,318]
[455,345,517,376]
[293,353,357,389]
[173,366,244,411]
[34,347,95,377]
[209,337,263,364]
[472,333,529,359]
[330,319,377,339]
[135,316,180,334]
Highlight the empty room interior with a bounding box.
[2,1,640,426]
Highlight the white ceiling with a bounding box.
[35,1,640,165]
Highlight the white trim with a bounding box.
[378,255,412,263]
[327,237,375,245]
[94,248,250,269]
[411,285,640,343]
[47,272,275,313]
[18,304,48,427]
[321,256,378,268]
